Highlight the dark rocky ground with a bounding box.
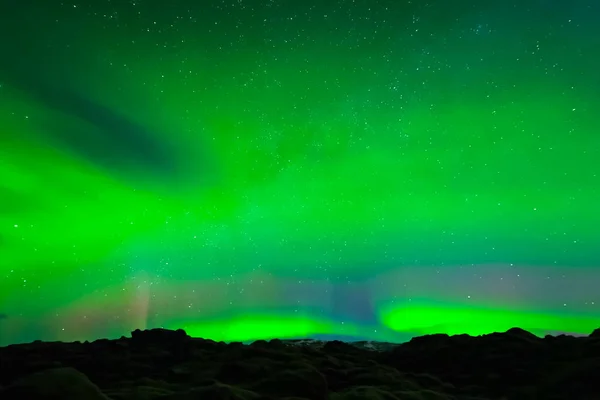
[1,327,599,400]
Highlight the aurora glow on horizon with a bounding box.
[0,0,599,346]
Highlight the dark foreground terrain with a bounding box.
[1,327,599,400]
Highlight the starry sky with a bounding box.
[1,0,599,346]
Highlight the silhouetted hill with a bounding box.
[1,327,599,400]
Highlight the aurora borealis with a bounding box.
[0,0,599,346]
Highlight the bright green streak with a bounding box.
[172,314,367,343]
[380,301,600,337]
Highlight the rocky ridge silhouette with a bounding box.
[1,327,599,400]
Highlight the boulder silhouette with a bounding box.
[1,327,599,400]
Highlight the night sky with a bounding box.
[1,0,599,345]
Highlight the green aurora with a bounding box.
[0,0,599,345]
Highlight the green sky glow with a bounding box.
[0,0,598,345]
